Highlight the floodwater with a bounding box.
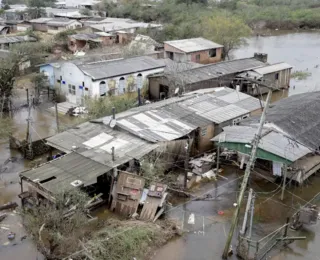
[0,90,75,260]
[153,31,320,260]
[2,32,320,260]
[233,31,320,98]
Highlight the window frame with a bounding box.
[209,48,217,58]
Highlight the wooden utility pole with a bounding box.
[222,89,273,259]
[281,164,287,201]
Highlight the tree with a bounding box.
[79,8,91,16]
[201,14,251,59]
[22,189,94,260]
[31,72,48,103]
[0,42,52,113]
[26,7,46,19]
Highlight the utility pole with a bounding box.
[184,135,192,189]
[25,101,33,159]
[109,146,117,207]
[248,193,256,239]
[26,88,29,106]
[222,88,273,259]
[281,164,287,201]
[216,145,220,174]
[240,188,253,235]
[55,102,60,133]
[138,88,142,106]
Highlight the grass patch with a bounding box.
[291,70,312,80]
[86,219,177,260]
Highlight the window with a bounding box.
[201,127,207,136]
[68,84,76,95]
[168,52,174,60]
[242,115,249,120]
[209,48,217,58]
[196,54,200,62]
[275,73,279,80]
[137,73,143,89]
[99,81,107,96]
[57,79,61,83]
[119,77,125,91]
[233,118,241,125]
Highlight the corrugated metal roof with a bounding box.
[78,56,166,80]
[166,58,266,85]
[70,33,102,41]
[47,19,77,27]
[46,121,158,168]
[90,19,162,33]
[0,36,36,44]
[20,152,111,194]
[201,104,249,124]
[117,109,196,142]
[164,37,223,53]
[29,18,53,24]
[253,62,292,75]
[116,88,262,142]
[212,125,311,162]
[178,89,262,124]
[263,91,320,151]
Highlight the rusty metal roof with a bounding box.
[20,152,111,194]
[46,121,158,168]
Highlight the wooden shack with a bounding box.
[111,171,145,217]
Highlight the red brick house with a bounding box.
[164,37,223,64]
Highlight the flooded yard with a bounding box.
[1,31,320,260]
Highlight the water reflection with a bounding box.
[233,31,320,96]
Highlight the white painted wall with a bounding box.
[53,62,164,104]
[91,67,164,97]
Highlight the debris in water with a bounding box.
[7,232,15,240]
[188,213,195,225]
[1,226,10,230]
[0,213,7,222]
[0,202,18,211]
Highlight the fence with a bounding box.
[237,224,289,260]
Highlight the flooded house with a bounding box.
[40,56,166,105]
[148,55,292,100]
[19,120,159,205]
[113,87,263,154]
[148,57,266,100]
[236,62,293,95]
[212,92,320,184]
[19,87,263,207]
[164,37,224,64]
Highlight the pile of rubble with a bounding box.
[186,153,217,188]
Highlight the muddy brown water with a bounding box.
[1,32,320,260]
[0,92,76,260]
[153,31,320,260]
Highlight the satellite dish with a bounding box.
[109,119,117,128]
[174,88,179,95]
